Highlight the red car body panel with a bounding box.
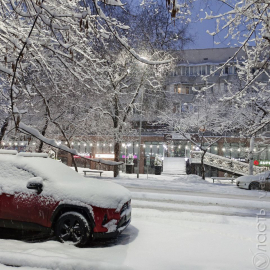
[92,206,121,233]
[0,192,127,234]
[0,193,58,227]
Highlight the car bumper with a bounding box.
[237,181,249,189]
[93,216,131,239]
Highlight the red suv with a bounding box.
[0,150,131,246]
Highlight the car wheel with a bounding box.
[249,182,260,190]
[55,212,91,246]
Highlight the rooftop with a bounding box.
[176,47,248,65]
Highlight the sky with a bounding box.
[187,0,233,49]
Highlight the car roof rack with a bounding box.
[0,150,18,155]
[17,152,48,158]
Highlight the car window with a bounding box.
[0,161,35,182]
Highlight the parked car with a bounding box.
[0,150,131,246]
[236,171,270,191]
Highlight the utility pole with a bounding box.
[249,135,255,175]
[137,88,144,178]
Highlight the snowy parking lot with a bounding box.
[0,171,269,270]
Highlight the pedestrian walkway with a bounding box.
[162,157,186,175]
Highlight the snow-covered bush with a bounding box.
[127,154,134,165]
[154,155,162,166]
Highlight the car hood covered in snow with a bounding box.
[0,155,131,211]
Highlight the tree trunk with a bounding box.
[114,141,120,177]
[0,118,9,142]
[71,154,78,172]
[37,115,49,153]
[201,150,206,180]
[113,93,120,177]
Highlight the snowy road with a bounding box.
[128,186,270,201]
[131,192,270,218]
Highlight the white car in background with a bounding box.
[236,171,270,190]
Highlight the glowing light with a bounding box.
[95,154,115,158]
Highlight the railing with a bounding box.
[190,151,267,176]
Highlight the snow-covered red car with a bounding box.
[0,150,131,246]
[236,171,270,190]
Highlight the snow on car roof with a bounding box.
[17,152,48,158]
[0,155,130,211]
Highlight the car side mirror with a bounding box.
[27,177,43,194]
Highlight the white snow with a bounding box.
[162,157,186,175]
[0,208,264,270]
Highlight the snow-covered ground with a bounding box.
[0,208,265,270]
[162,157,186,175]
[0,169,269,269]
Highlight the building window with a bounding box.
[174,85,190,94]
[207,65,211,75]
[182,66,186,76]
[201,66,206,75]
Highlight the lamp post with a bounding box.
[137,87,144,178]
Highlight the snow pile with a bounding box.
[0,155,131,211]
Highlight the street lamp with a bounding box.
[137,87,144,178]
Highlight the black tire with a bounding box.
[55,211,91,246]
[249,182,260,190]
